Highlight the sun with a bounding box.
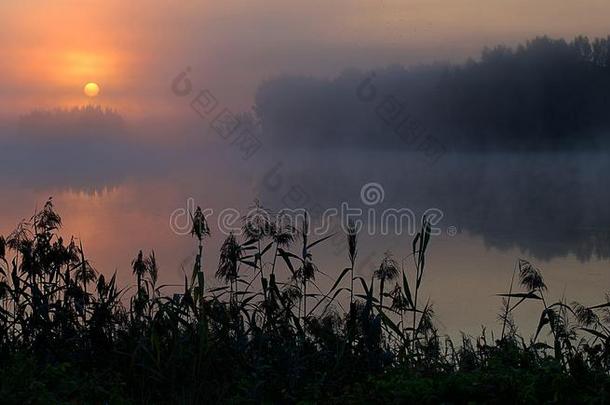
[83,82,100,97]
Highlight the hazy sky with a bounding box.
[1,0,609,117]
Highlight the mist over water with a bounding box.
[256,149,610,259]
[3,35,610,337]
[1,133,608,336]
[251,149,610,334]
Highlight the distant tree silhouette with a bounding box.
[255,35,610,151]
[19,105,124,139]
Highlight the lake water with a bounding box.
[1,135,609,338]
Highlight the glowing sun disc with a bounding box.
[84,82,100,97]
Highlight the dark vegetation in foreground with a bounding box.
[2,200,610,403]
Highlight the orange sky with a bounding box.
[1,0,609,118]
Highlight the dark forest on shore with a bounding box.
[255,36,610,151]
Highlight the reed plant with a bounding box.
[0,200,609,403]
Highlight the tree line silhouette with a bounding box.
[254,35,610,151]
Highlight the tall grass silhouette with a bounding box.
[1,199,610,403]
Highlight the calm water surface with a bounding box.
[1,144,609,338]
